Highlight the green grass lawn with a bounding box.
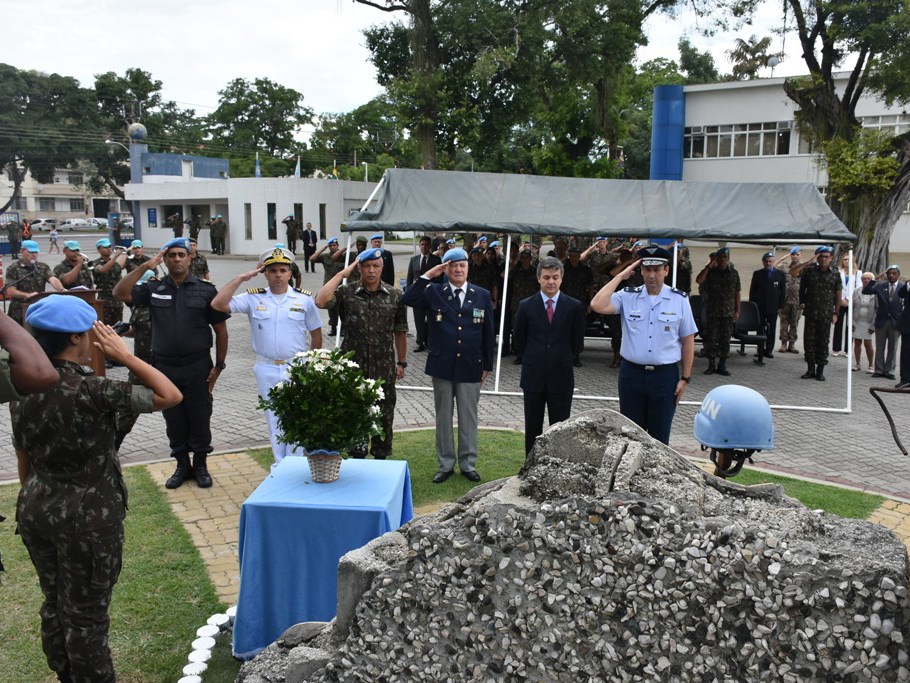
[0,430,890,682]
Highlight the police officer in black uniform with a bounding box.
[113,238,230,489]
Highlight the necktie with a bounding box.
[454,288,462,308]
[891,284,896,299]
[546,298,554,323]
[421,255,426,271]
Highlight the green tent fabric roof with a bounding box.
[346,168,855,243]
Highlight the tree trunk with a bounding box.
[0,162,25,214]
[410,0,438,169]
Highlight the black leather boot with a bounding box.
[716,359,731,376]
[193,453,213,488]
[165,454,192,489]
[801,363,816,379]
[704,358,716,375]
[815,363,826,381]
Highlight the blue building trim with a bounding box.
[140,153,229,179]
[650,85,685,181]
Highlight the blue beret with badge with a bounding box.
[443,248,468,263]
[96,238,112,248]
[489,240,500,248]
[26,294,97,333]
[328,237,338,245]
[162,237,191,252]
[815,246,833,255]
[445,238,455,245]
[359,247,384,262]
[370,233,383,241]
[789,246,801,255]
[21,240,40,253]
[595,236,606,242]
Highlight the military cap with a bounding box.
[355,235,368,244]
[477,235,487,242]
[96,238,112,248]
[370,233,383,241]
[64,240,81,251]
[359,247,384,262]
[632,240,643,247]
[328,237,339,245]
[130,239,143,248]
[21,240,40,253]
[595,236,607,242]
[260,247,295,267]
[445,238,456,245]
[762,252,774,260]
[489,240,500,248]
[789,246,802,255]
[638,245,671,266]
[715,247,730,256]
[138,270,155,284]
[274,242,286,248]
[471,247,484,254]
[26,294,97,333]
[188,237,197,244]
[162,237,191,252]
[217,214,222,218]
[886,264,901,273]
[210,215,216,219]
[443,248,468,264]
[814,246,833,255]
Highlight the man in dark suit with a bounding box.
[371,233,397,285]
[749,251,786,360]
[301,222,318,273]
[513,256,586,454]
[402,248,495,483]
[896,279,910,389]
[406,236,442,352]
[863,265,903,379]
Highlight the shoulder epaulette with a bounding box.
[293,287,313,296]
[247,287,266,294]
[623,285,643,293]
[671,287,688,297]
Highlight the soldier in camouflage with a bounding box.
[311,237,345,334]
[695,247,741,376]
[333,235,368,283]
[188,238,210,280]
[54,241,95,290]
[792,245,841,381]
[468,247,500,302]
[507,249,541,362]
[3,241,64,324]
[315,248,408,459]
[776,247,804,353]
[12,295,180,683]
[90,238,126,326]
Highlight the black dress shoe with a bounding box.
[872,372,884,378]
[461,470,481,482]
[886,373,896,380]
[414,344,426,352]
[433,470,453,484]
[764,352,774,359]
[513,356,522,365]
[573,358,583,367]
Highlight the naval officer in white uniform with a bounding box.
[212,246,323,462]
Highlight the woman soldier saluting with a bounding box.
[12,295,182,683]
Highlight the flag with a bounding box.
[293,156,301,178]
[255,152,262,178]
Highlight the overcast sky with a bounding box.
[8,0,803,129]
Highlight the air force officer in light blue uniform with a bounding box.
[591,245,697,444]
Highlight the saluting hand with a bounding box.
[618,259,642,281]
[91,321,131,364]
[237,268,262,282]
[423,262,448,280]
[340,255,361,279]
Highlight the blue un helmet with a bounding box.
[694,385,774,478]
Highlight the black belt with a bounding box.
[622,360,677,371]
[153,350,211,367]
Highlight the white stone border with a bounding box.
[177,606,236,682]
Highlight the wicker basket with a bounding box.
[306,450,343,483]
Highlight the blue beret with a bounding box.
[815,246,833,255]
[789,246,802,255]
[274,242,286,248]
[477,235,487,242]
[162,238,191,252]
[217,215,222,218]
[95,238,112,248]
[64,240,80,251]
[21,240,39,253]
[886,264,901,273]
[595,236,606,242]
[471,247,484,254]
[763,252,774,260]
[370,233,383,241]
[130,240,143,248]
[445,238,455,245]
[359,247,383,262]
[327,237,338,245]
[26,294,97,333]
[489,241,500,248]
[632,241,643,247]
[210,215,216,219]
[715,247,730,256]
[442,248,468,263]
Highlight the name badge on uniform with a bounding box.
[151,293,173,300]
[256,305,267,311]
[472,308,484,324]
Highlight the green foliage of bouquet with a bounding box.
[258,348,384,454]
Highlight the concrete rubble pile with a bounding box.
[239,409,910,682]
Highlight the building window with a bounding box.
[860,114,910,136]
[70,198,85,211]
[684,121,792,159]
[11,197,27,210]
[68,171,83,185]
[38,197,56,211]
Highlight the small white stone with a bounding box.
[188,649,212,663]
[192,636,216,650]
[183,662,208,675]
[768,562,781,576]
[208,613,230,628]
[195,624,219,638]
[178,677,202,683]
[226,605,238,622]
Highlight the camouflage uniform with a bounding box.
[53,259,94,290]
[318,252,344,329]
[586,251,613,291]
[800,264,841,365]
[505,264,539,354]
[211,219,227,255]
[187,216,201,241]
[6,220,22,258]
[778,259,802,343]
[117,259,153,441]
[4,260,56,325]
[190,253,209,280]
[90,257,124,326]
[468,260,499,298]
[326,282,408,458]
[701,266,741,360]
[561,261,593,305]
[12,361,154,683]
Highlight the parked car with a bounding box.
[30,218,58,231]
[88,217,108,229]
[58,218,92,231]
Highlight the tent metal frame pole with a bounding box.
[846,249,854,412]
[672,241,678,289]
[493,234,513,393]
[358,176,385,212]
[333,232,353,349]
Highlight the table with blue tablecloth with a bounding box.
[232,457,414,659]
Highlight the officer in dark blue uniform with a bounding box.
[113,238,230,488]
[591,245,697,444]
[402,247,495,483]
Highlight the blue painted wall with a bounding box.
[140,153,229,179]
[650,85,685,181]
